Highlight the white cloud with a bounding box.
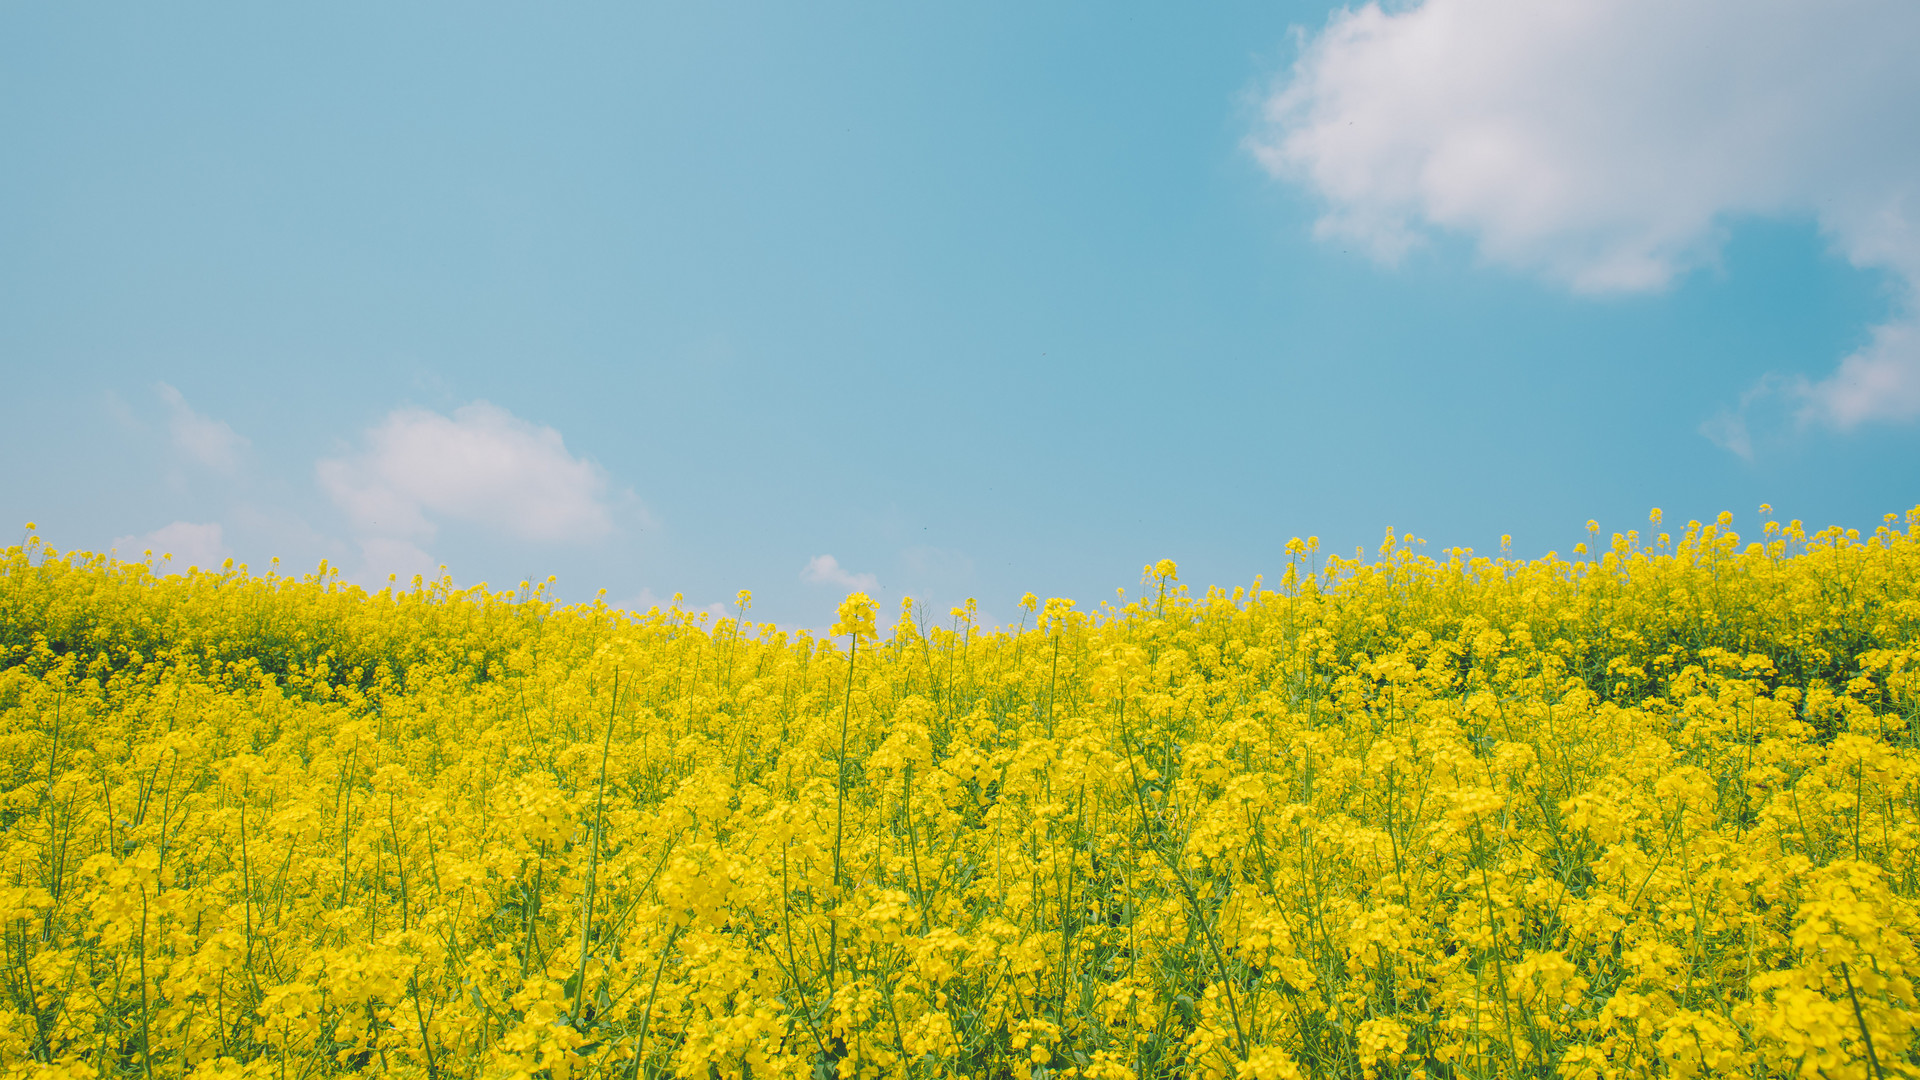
[157,384,249,472]
[113,521,229,569]
[1801,320,1920,428]
[627,588,730,620]
[1253,0,1920,428]
[1698,372,1795,460]
[318,402,614,545]
[801,554,878,591]
[900,545,974,581]
[356,537,440,583]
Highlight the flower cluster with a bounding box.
[2,510,1918,1078]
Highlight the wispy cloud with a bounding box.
[356,537,440,583]
[157,384,249,473]
[1252,0,1920,437]
[1800,321,1920,429]
[801,554,878,591]
[628,587,730,621]
[318,402,615,547]
[112,520,230,569]
[900,545,974,581]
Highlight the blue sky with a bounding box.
[4,1,1917,628]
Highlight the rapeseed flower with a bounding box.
[2,510,1918,1077]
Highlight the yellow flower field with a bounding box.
[3,511,1919,1079]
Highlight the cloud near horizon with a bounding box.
[318,403,616,573]
[112,520,230,569]
[1252,0,1920,443]
[157,383,249,473]
[801,554,878,592]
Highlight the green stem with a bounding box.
[829,634,856,989]
[1842,962,1886,1080]
[574,670,620,1026]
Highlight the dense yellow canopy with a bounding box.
[2,512,1918,1078]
